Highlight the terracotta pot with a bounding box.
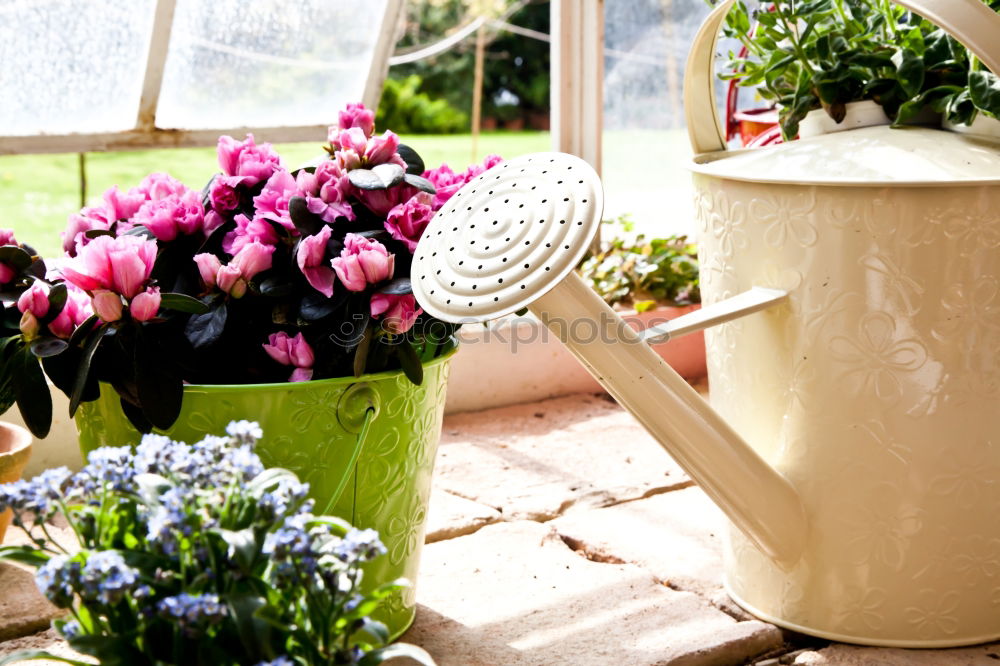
[0,422,33,543]
[619,305,706,380]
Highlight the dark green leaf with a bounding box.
[184,302,227,349]
[0,247,32,272]
[13,348,51,438]
[29,337,68,358]
[159,292,210,314]
[402,173,436,194]
[82,229,114,240]
[69,322,107,418]
[42,283,67,324]
[135,331,183,430]
[299,292,337,322]
[348,164,405,190]
[395,342,423,385]
[289,196,323,236]
[259,276,296,298]
[376,278,412,296]
[970,70,1000,118]
[396,143,425,175]
[0,545,50,567]
[120,396,152,434]
[896,48,924,97]
[121,225,156,240]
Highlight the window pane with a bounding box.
[0,0,156,136]
[603,0,712,238]
[156,0,390,130]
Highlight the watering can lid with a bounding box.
[689,124,1000,187]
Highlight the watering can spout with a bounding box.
[531,273,809,567]
[410,151,808,569]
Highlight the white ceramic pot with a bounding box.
[684,0,1000,647]
[797,100,890,138]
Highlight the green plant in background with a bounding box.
[578,216,700,312]
[376,76,469,134]
[718,0,1000,139]
[0,422,435,666]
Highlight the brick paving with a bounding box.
[4,391,1000,664]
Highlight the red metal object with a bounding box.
[723,5,784,147]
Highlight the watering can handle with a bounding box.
[685,0,1000,155]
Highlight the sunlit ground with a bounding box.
[0,129,696,258]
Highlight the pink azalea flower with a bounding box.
[217,134,283,187]
[333,128,406,170]
[223,214,279,255]
[296,226,335,297]
[333,103,375,141]
[295,161,355,223]
[263,331,315,382]
[62,206,114,257]
[92,290,124,323]
[136,173,188,201]
[48,284,93,339]
[103,185,146,221]
[421,164,464,210]
[209,176,242,212]
[130,286,161,322]
[132,190,205,241]
[0,229,19,284]
[252,170,300,232]
[331,234,394,292]
[60,235,157,299]
[385,192,435,252]
[17,282,50,318]
[230,240,274,281]
[370,293,422,335]
[194,253,223,290]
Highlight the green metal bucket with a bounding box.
[75,344,456,639]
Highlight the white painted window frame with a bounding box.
[550,0,604,176]
[0,0,404,156]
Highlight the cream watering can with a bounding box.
[411,0,1000,647]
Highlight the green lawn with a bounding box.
[0,131,550,257]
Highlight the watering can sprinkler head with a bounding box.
[413,152,808,567]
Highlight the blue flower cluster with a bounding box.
[0,467,72,516]
[2,419,395,662]
[156,593,227,637]
[36,551,140,608]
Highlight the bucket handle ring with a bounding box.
[320,383,381,515]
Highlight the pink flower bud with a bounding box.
[48,285,92,339]
[331,234,394,292]
[194,253,222,289]
[296,226,335,298]
[231,240,274,281]
[0,264,14,285]
[17,282,50,318]
[370,293,422,335]
[19,311,39,340]
[92,290,124,323]
[338,103,375,138]
[130,287,161,322]
[263,332,315,377]
[216,265,243,296]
